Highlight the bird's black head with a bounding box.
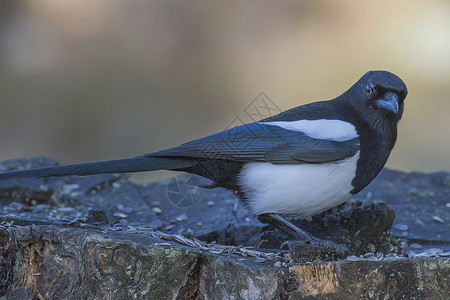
[348,70,408,127]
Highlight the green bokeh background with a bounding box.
[0,1,449,182]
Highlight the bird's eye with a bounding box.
[366,84,375,96]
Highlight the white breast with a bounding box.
[238,151,360,219]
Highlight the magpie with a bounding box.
[0,70,407,247]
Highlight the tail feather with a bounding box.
[0,156,196,180]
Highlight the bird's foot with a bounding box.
[282,240,349,262]
[258,212,350,259]
[281,237,349,255]
[300,234,349,253]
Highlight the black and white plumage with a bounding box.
[0,70,407,245]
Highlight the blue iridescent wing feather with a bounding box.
[149,122,360,164]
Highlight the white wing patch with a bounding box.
[261,119,358,142]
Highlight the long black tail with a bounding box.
[0,156,196,180]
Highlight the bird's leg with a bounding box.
[257,213,349,252]
[257,213,319,243]
[232,198,240,222]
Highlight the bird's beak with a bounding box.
[374,92,399,114]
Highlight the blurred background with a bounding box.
[0,0,449,182]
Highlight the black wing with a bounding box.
[149,122,360,164]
